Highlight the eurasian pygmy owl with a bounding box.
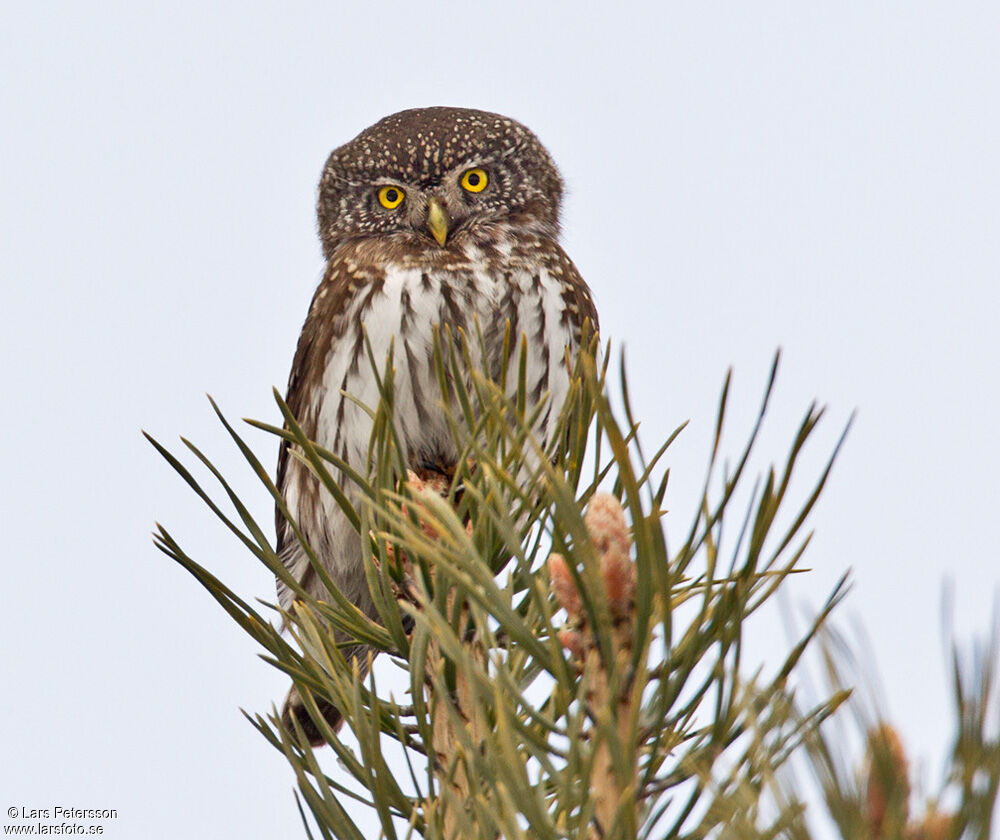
[277,107,597,742]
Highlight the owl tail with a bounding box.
[281,685,345,747]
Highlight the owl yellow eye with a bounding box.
[460,168,489,193]
[377,185,405,209]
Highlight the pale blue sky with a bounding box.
[2,2,998,837]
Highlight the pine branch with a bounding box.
[149,344,856,839]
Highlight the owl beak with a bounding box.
[425,197,450,247]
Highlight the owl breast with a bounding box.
[277,230,593,612]
[311,240,577,473]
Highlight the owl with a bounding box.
[277,107,598,742]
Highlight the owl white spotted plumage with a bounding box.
[277,107,598,742]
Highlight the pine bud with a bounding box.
[549,553,582,621]
[865,723,910,837]
[585,494,635,620]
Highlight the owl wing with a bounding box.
[274,320,319,609]
[275,310,317,560]
[275,259,358,605]
[554,238,598,333]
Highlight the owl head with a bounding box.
[316,107,564,259]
